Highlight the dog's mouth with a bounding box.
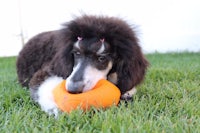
[66,81,85,94]
[66,61,113,94]
[66,78,100,94]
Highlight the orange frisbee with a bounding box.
[53,79,121,113]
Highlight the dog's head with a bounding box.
[56,15,149,94]
[66,37,113,93]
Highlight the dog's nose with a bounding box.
[67,82,84,94]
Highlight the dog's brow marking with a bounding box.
[97,43,105,54]
[74,41,80,49]
[77,37,82,41]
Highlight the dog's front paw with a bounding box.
[37,76,63,117]
[39,96,59,117]
[44,106,59,118]
[120,87,137,101]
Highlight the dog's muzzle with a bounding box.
[67,81,84,94]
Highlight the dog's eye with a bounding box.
[98,56,106,62]
[73,51,81,57]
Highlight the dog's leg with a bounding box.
[108,72,137,101]
[120,87,137,101]
[29,68,51,102]
[29,68,62,117]
[36,76,63,117]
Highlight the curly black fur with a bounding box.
[16,15,149,95]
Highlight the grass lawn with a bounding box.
[0,52,199,133]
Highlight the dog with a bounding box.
[16,15,149,115]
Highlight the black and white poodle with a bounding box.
[16,15,149,115]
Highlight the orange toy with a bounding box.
[53,79,121,113]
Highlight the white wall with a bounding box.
[0,0,200,56]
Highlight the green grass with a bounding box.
[0,52,200,133]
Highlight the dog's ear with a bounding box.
[50,42,74,79]
[113,39,149,94]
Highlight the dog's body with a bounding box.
[16,15,148,115]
